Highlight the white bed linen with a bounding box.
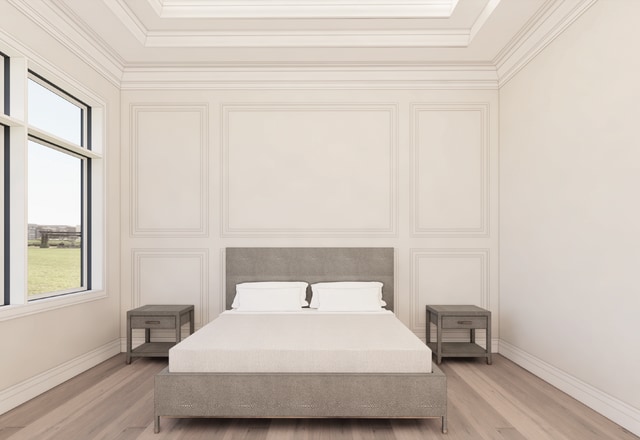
[169,310,432,373]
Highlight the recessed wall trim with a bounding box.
[221,103,398,238]
[129,103,209,238]
[409,248,490,335]
[410,102,490,238]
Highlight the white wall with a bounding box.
[0,1,121,411]
[500,0,640,433]
[120,88,499,343]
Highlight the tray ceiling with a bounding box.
[7,0,596,85]
[145,0,461,19]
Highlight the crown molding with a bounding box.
[146,0,459,19]
[144,29,471,48]
[495,0,597,88]
[469,0,500,42]
[74,0,484,49]
[0,28,109,107]
[6,0,596,91]
[7,0,124,87]
[120,64,499,90]
[102,0,148,46]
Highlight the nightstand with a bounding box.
[426,305,491,365]
[126,304,194,364]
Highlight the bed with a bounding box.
[154,247,447,433]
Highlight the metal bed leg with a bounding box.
[442,415,448,434]
[154,415,160,433]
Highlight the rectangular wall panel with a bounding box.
[411,104,489,237]
[410,249,489,334]
[132,249,209,328]
[222,104,397,237]
[130,104,208,236]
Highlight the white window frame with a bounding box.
[0,45,106,321]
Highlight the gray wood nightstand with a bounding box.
[426,304,492,365]
[126,304,194,364]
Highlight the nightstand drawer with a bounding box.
[131,316,175,329]
[442,316,486,329]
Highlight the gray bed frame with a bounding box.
[154,248,447,433]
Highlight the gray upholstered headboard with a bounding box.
[225,247,394,311]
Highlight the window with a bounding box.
[26,73,91,300]
[0,47,103,312]
[27,141,84,297]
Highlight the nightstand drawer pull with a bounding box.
[442,316,486,329]
[131,316,175,329]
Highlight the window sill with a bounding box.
[0,289,107,322]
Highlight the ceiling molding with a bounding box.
[120,64,499,90]
[495,0,597,88]
[469,0,500,42]
[91,0,476,49]
[6,0,597,90]
[0,28,109,107]
[146,0,163,17]
[147,0,459,19]
[102,0,149,46]
[144,29,471,48]
[8,0,124,87]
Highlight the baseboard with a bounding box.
[499,339,640,437]
[0,339,121,416]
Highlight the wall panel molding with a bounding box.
[221,103,398,237]
[131,248,209,327]
[129,103,209,237]
[410,102,490,237]
[409,248,490,335]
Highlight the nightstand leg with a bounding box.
[190,310,194,335]
[487,316,492,365]
[175,313,181,343]
[436,315,443,364]
[426,311,431,345]
[471,328,476,344]
[126,316,132,364]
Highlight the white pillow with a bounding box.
[232,281,309,308]
[314,287,383,311]
[310,281,385,309]
[233,287,303,311]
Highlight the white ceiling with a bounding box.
[8,0,595,86]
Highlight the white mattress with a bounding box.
[169,310,432,374]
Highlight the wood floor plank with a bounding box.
[351,419,395,440]
[3,358,164,440]
[0,354,125,428]
[477,357,638,440]
[389,419,429,440]
[113,427,146,440]
[446,360,571,440]
[441,361,516,440]
[0,427,22,440]
[0,354,637,440]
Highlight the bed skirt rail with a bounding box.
[154,365,447,434]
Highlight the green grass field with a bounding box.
[28,247,81,296]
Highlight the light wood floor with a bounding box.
[0,354,636,440]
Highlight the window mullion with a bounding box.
[27,125,100,159]
[9,125,27,305]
